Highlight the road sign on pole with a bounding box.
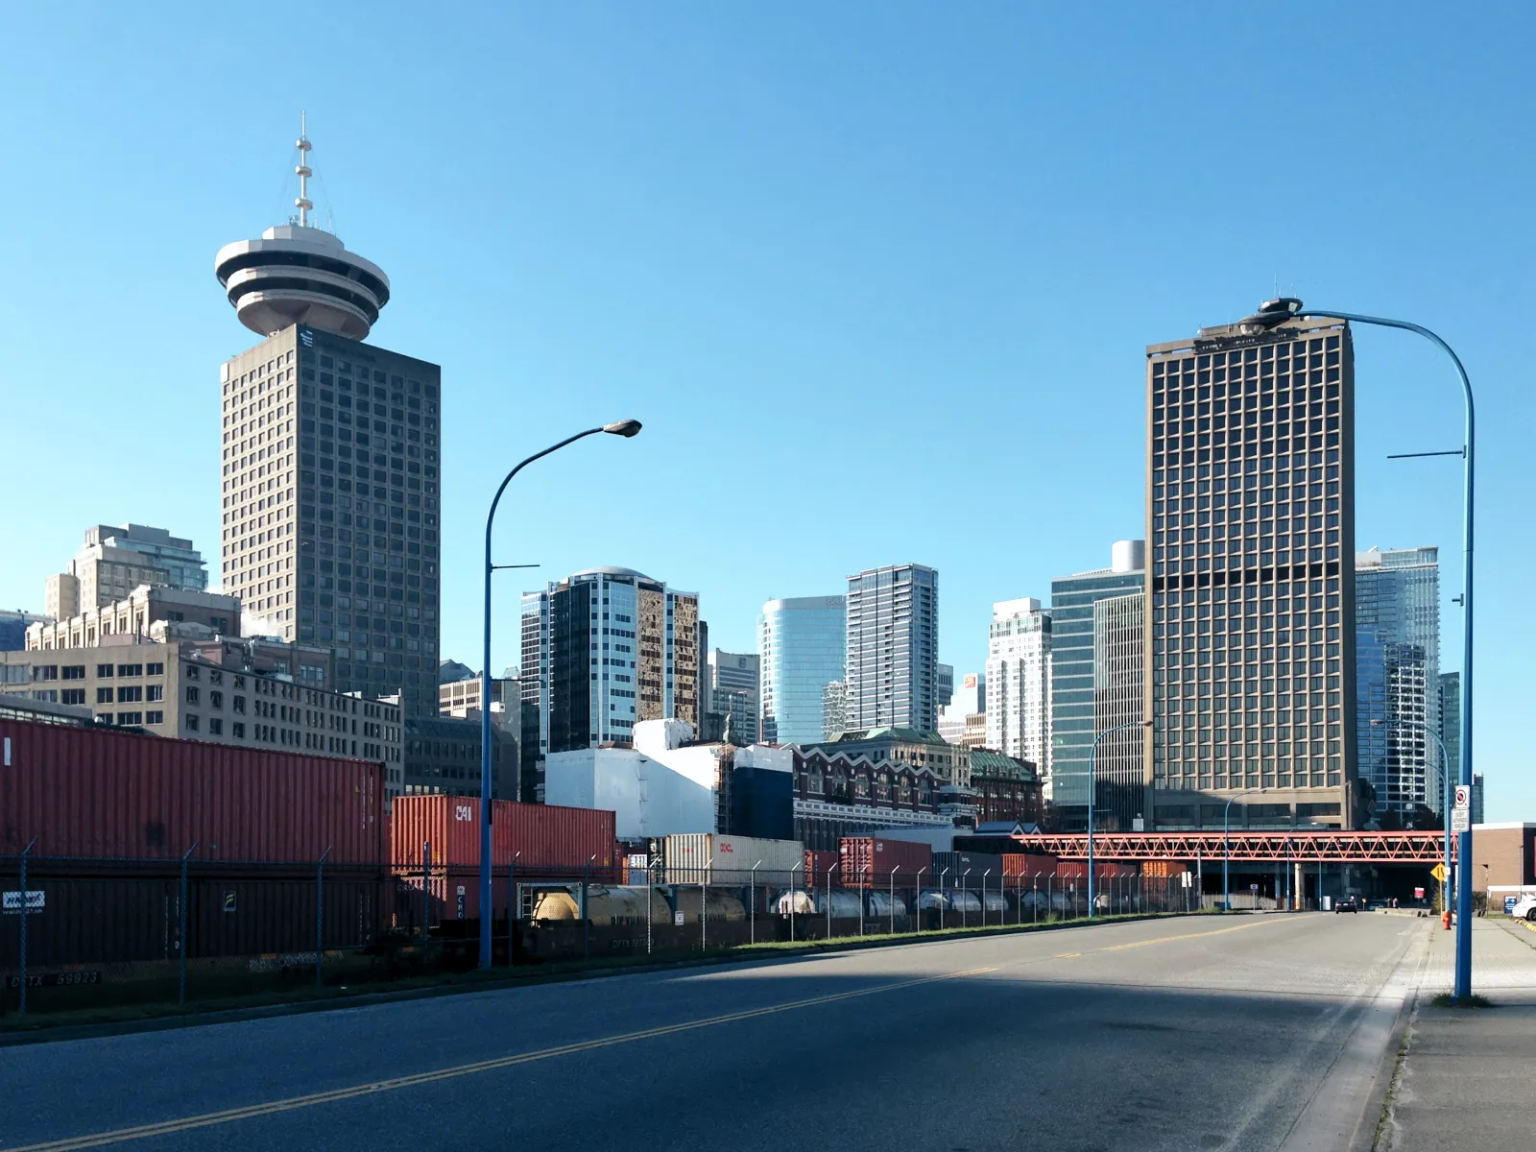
[1454,784,1471,810]
[1451,808,1470,834]
[1431,863,1448,883]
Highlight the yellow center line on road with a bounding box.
[2,966,998,1152]
[3,916,1288,1152]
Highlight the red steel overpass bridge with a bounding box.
[1011,831,1450,864]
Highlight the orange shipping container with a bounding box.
[1141,860,1189,880]
[1002,853,1059,879]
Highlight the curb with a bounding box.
[1356,924,1437,1152]
[0,910,1204,1048]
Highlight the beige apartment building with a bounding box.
[44,524,208,619]
[2,633,403,796]
[28,586,240,651]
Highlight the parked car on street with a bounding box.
[1509,895,1536,922]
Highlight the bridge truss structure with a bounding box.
[1011,831,1450,864]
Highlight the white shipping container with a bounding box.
[661,834,805,885]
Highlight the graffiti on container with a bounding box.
[247,951,345,973]
[6,971,101,988]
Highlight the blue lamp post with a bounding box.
[1240,298,1474,999]
[1086,718,1153,919]
[478,419,642,970]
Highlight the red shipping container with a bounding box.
[388,796,616,876]
[804,850,838,885]
[839,837,932,886]
[0,718,384,863]
[1140,860,1189,880]
[1002,853,1059,879]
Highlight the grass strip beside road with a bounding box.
[0,909,1225,1038]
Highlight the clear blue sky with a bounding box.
[2,5,1531,818]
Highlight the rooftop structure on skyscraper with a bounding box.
[214,117,390,341]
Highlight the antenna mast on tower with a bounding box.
[295,112,313,228]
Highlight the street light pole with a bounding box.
[1086,719,1154,919]
[1243,297,1475,998]
[1224,788,1263,911]
[478,419,642,970]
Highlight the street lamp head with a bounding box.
[603,419,643,438]
[1141,719,1154,728]
[1238,296,1304,332]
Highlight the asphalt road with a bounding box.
[0,913,1427,1152]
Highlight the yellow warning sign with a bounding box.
[1431,864,1448,883]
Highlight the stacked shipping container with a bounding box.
[0,717,385,863]
[838,838,933,885]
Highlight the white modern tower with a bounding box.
[985,597,1051,776]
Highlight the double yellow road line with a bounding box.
[5,917,1280,1151]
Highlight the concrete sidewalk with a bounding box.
[1380,917,1536,1151]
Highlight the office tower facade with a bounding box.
[521,567,700,756]
[985,598,1051,771]
[0,610,48,653]
[214,126,441,718]
[937,663,955,711]
[937,671,984,745]
[1090,591,1147,829]
[759,596,846,744]
[1145,315,1357,828]
[1439,671,1461,796]
[1049,540,1145,820]
[845,564,939,732]
[706,649,760,743]
[1469,771,1484,825]
[1355,547,1442,817]
[46,524,208,620]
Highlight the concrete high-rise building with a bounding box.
[521,567,700,756]
[46,524,208,620]
[845,564,939,732]
[214,124,441,719]
[985,598,1051,772]
[937,663,955,711]
[1355,547,1442,817]
[937,671,984,745]
[0,610,48,653]
[706,649,760,743]
[759,597,845,744]
[1146,314,1357,829]
[1050,540,1145,820]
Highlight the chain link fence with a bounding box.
[1,853,1202,1019]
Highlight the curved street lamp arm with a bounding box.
[484,427,606,569]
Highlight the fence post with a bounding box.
[508,851,520,967]
[915,868,926,933]
[178,842,198,1005]
[17,838,36,1017]
[316,847,331,989]
[750,861,761,946]
[583,856,593,962]
[421,841,431,940]
[890,870,896,935]
[789,862,800,943]
[701,872,708,953]
[646,860,655,956]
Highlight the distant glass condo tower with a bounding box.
[759,596,846,744]
[1049,540,1145,821]
[213,119,443,722]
